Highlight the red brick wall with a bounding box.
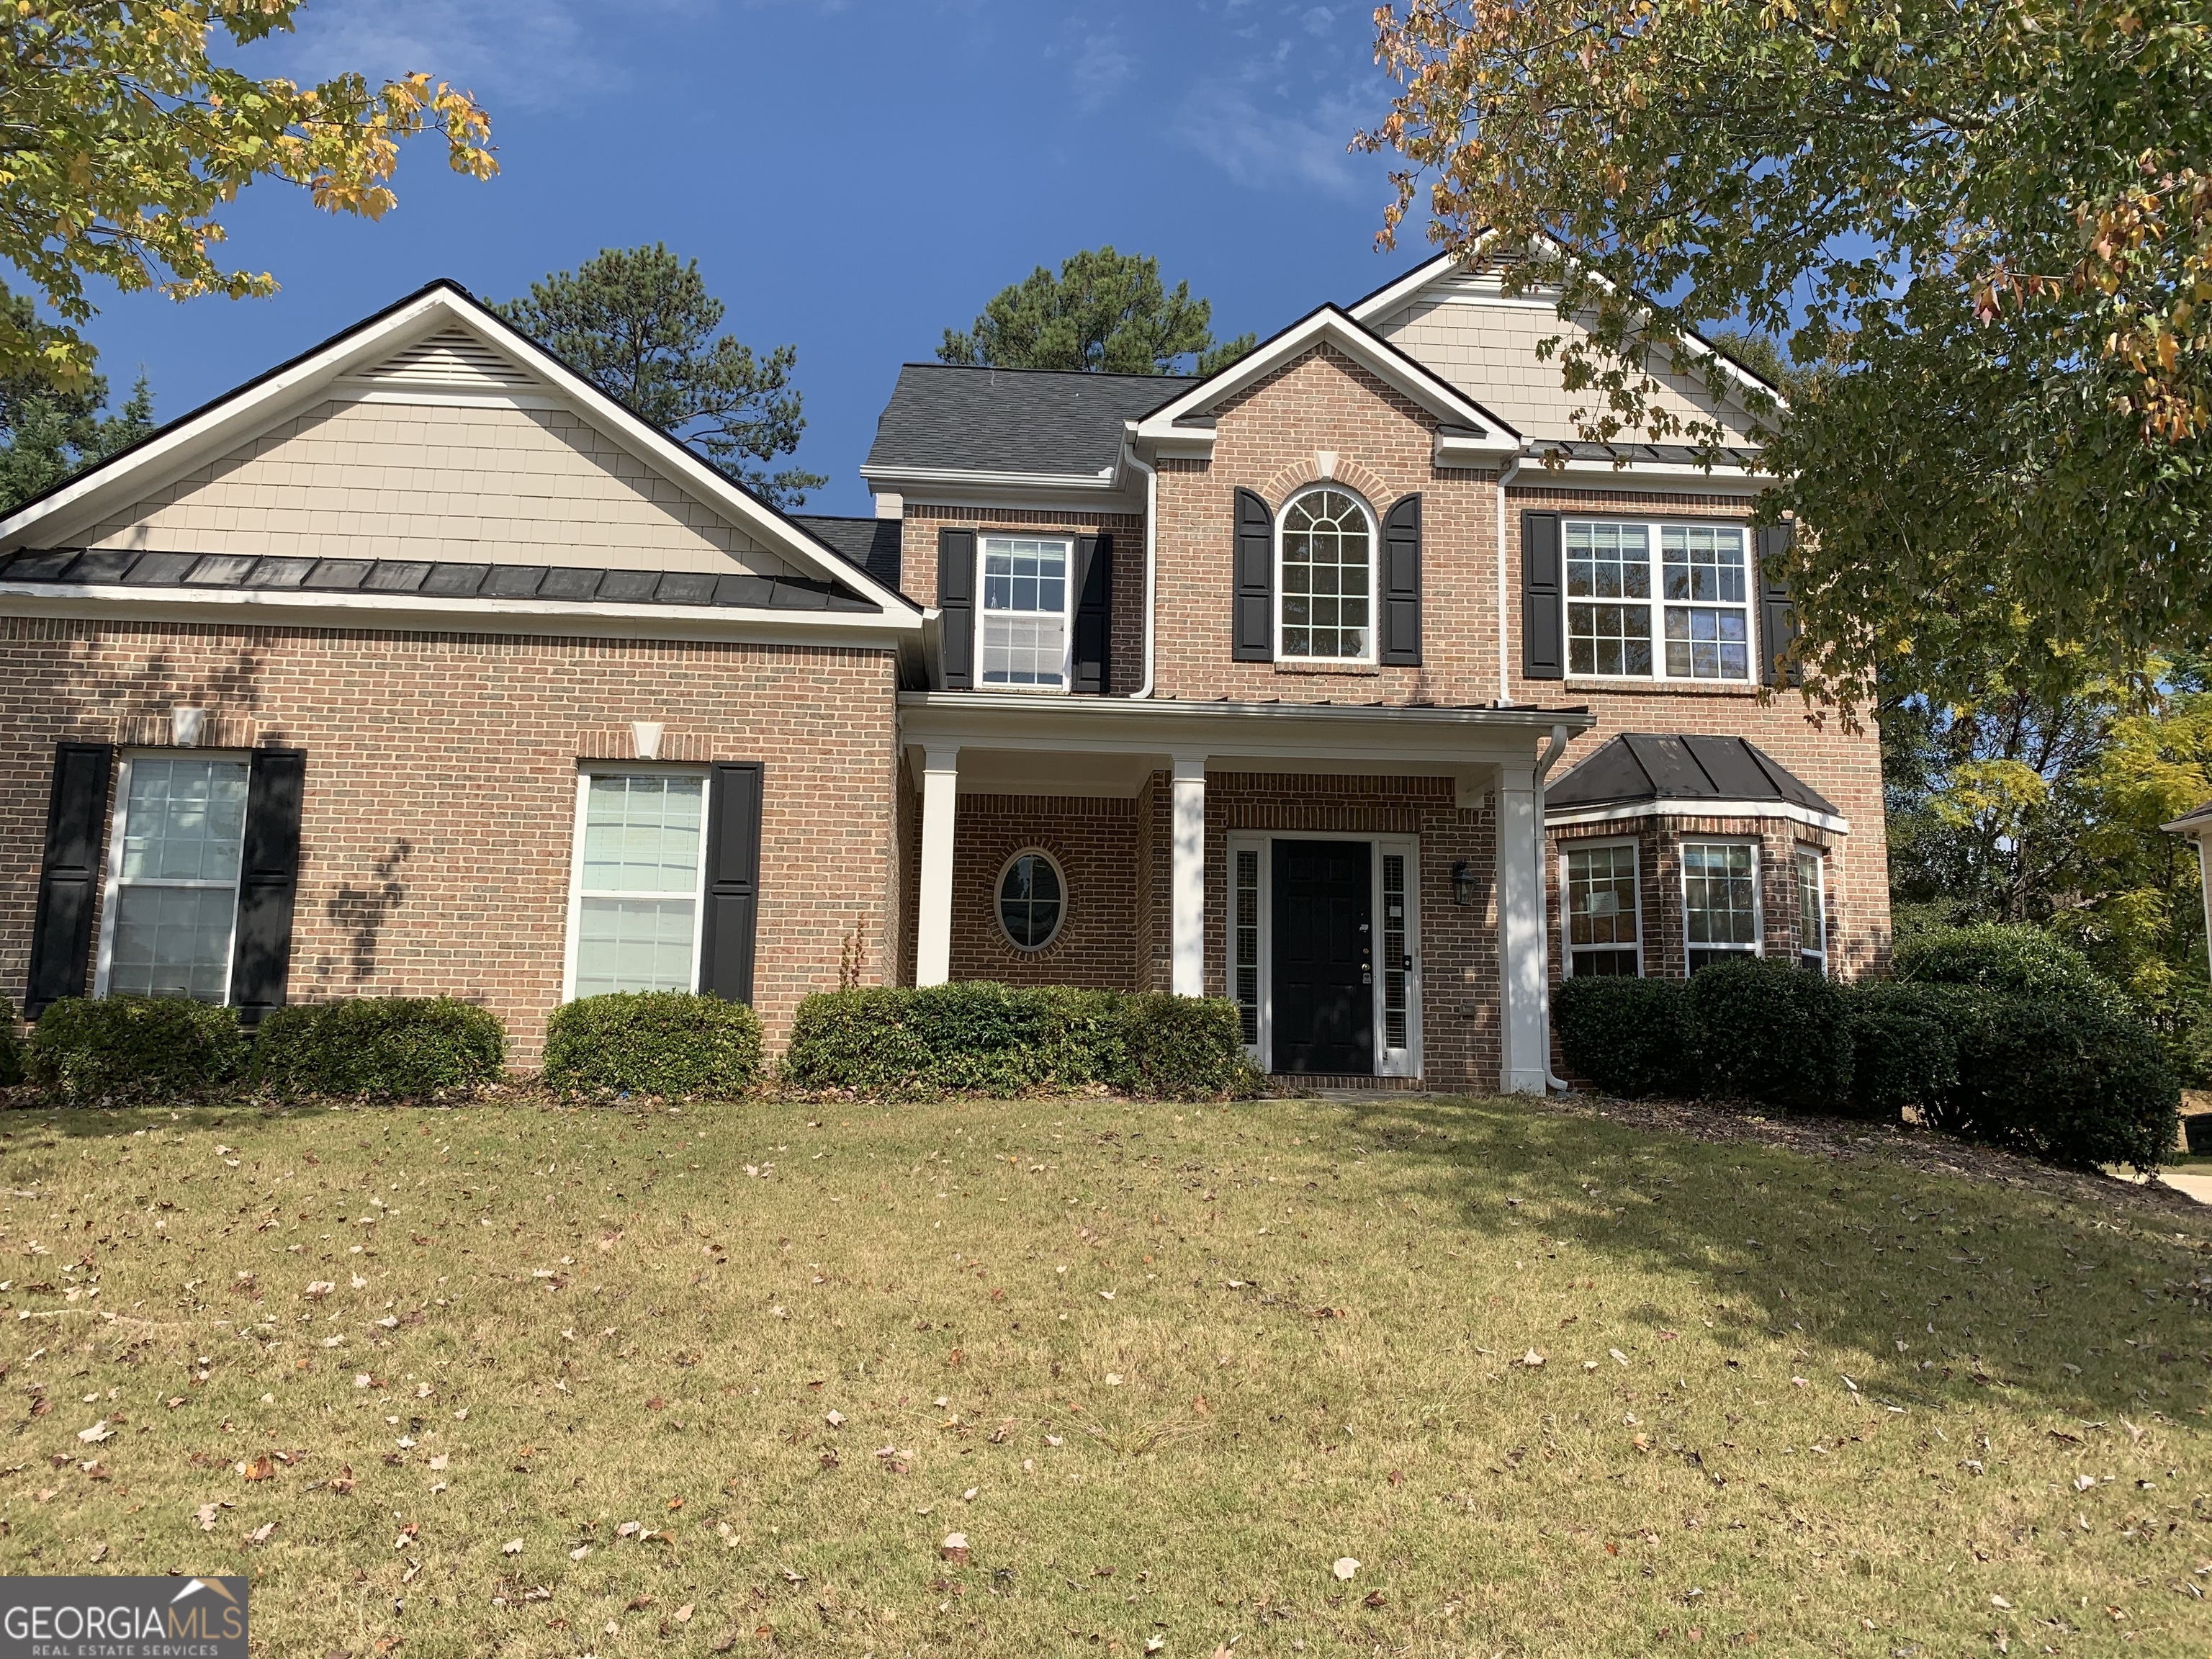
[0,616,902,1061]
[944,794,1138,987]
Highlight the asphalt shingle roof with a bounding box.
[791,515,902,589]
[1547,732,1841,818]
[0,548,880,612]
[863,364,1197,479]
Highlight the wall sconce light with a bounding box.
[1452,859,1478,907]
[170,706,207,747]
[630,721,665,761]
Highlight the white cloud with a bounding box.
[253,0,631,108]
[1071,32,1135,112]
[1174,78,1374,197]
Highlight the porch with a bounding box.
[896,693,1593,1092]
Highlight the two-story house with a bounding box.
[0,255,1887,1092]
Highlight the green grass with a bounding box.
[2,1092,2208,1657]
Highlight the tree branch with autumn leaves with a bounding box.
[0,1,496,390]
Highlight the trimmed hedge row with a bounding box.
[543,992,762,1097]
[1555,956,2180,1172]
[781,983,1259,1100]
[256,997,505,1100]
[25,997,248,1103]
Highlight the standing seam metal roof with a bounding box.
[1546,732,1842,818]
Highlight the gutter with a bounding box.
[1533,721,1573,1092]
[1126,438,1159,698]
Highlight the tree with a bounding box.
[0,287,153,512]
[939,247,1254,376]
[1363,1,2212,715]
[0,1,495,391]
[497,246,826,510]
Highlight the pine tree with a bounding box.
[498,246,826,508]
[0,289,154,513]
[939,247,1253,376]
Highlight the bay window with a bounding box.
[1682,840,1760,971]
[1563,841,1641,977]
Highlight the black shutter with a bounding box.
[698,761,764,1004]
[229,747,307,1025]
[24,742,113,1017]
[1380,493,1423,666]
[937,529,976,690]
[1521,509,1565,680]
[1757,521,1799,688]
[1071,531,1112,695]
[1233,487,1274,661]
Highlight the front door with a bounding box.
[1271,839,1373,1074]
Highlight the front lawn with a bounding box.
[2,1092,2207,1655]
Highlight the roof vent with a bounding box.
[355,328,538,390]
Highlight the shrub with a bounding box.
[0,998,22,1088]
[1843,1003,1959,1120]
[781,983,1257,1100]
[254,997,505,1100]
[1931,997,2180,1172]
[541,992,762,1098]
[1552,975,1696,1098]
[26,997,246,1103]
[1896,923,2130,1017]
[1113,994,1264,1101]
[1683,957,1853,1110]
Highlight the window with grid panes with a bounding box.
[104,755,250,1002]
[571,773,706,997]
[1233,848,1260,1045]
[1796,847,1827,974]
[1381,853,1410,1048]
[1563,842,1641,976]
[1682,841,1759,971]
[979,536,1071,688]
[1279,487,1374,660]
[1565,519,1751,681]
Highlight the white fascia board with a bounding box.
[1513,454,1774,495]
[0,285,917,618]
[898,688,1592,768]
[0,581,922,649]
[1131,307,1521,451]
[856,464,1143,514]
[1545,797,1849,836]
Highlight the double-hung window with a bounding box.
[567,771,707,998]
[979,536,1071,688]
[1563,842,1641,977]
[1796,847,1827,974]
[1566,519,1752,681]
[99,755,250,1002]
[1682,840,1760,971]
[1279,487,1374,662]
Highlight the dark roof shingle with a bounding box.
[863,364,1197,480]
[1547,733,1842,819]
[791,514,902,589]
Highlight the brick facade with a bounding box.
[0,617,902,1061]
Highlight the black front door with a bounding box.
[1271,839,1373,1074]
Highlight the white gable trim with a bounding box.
[1131,306,1521,464]
[0,282,918,621]
[1350,242,1787,415]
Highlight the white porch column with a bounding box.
[1170,751,1208,996]
[916,746,960,987]
[1496,758,1547,1094]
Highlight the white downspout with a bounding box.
[1127,440,1159,699]
[1495,454,1521,705]
[1533,721,1572,1091]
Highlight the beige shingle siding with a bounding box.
[1376,294,1763,445]
[84,398,798,576]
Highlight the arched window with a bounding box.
[997,849,1066,950]
[1278,487,1375,661]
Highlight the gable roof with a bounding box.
[861,364,1197,487]
[0,279,917,621]
[1546,733,1847,832]
[1130,305,1520,457]
[791,514,902,590]
[1348,245,1784,411]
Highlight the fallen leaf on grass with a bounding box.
[76,1420,112,1444]
[195,1504,218,1532]
[502,1539,523,1555]
[247,1521,278,1546]
[1520,1350,1545,1369]
[1334,1558,1359,1581]
[243,1456,276,1482]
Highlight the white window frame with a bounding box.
[94,749,252,1004]
[1563,517,1755,683]
[1223,830,1422,1078]
[1558,837,1642,979]
[994,846,1068,952]
[976,533,1075,692]
[1795,845,1828,974]
[1275,485,1380,665]
[561,764,711,1004]
[1679,837,1763,968]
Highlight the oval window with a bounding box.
[997,850,1065,950]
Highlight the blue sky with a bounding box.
[76,0,1435,518]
